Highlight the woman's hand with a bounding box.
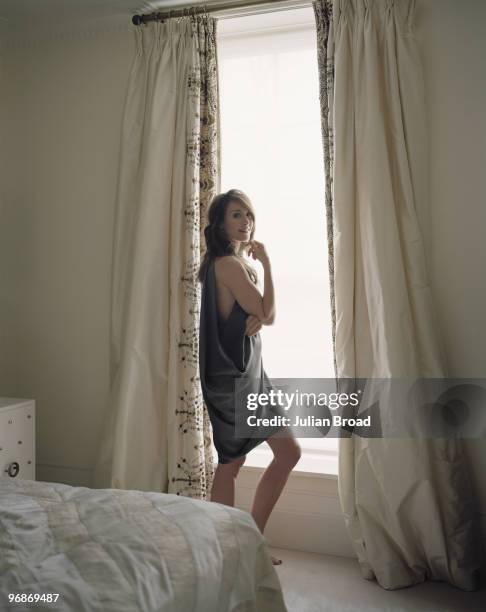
[245,314,263,337]
[248,240,270,264]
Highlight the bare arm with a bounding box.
[217,255,275,326]
[261,259,275,325]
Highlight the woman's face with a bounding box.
[222,201,254,245]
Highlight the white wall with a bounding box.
[0,27,134,485]
[0,0,484,550]
[416,0,486,545]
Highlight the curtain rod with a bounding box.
[132,0,312,25]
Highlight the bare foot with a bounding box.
[271,555,282,565]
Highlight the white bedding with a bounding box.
[0,480,287,612]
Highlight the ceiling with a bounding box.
[0,0,223,39]
[0,1,312,43]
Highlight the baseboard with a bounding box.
[36,463,93,488]
[236,466,356,558]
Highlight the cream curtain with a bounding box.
[313,0,480,590]
[94,16,219,497]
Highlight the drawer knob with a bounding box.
[5,462,20,478]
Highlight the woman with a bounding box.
[198,189,301,566]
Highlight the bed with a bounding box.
[0,479,287,612]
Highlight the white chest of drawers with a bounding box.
[0,398,36,481]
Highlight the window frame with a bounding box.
[217,8,338,476]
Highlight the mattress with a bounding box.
[0,479,287,612]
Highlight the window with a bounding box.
[218,8,338,472]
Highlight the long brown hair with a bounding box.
[198,189,257,284]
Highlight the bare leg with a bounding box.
[210,455,246,506]
[250,432,301,564]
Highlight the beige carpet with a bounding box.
[270,548,486,612]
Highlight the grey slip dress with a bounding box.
[199,259,285,464]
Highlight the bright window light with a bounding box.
[218,9,337,457]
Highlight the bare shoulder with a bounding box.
[214,255,249,286]
[214,255,245,277]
